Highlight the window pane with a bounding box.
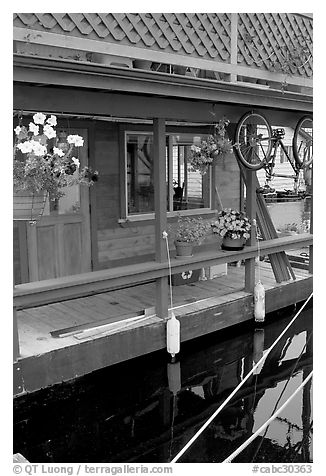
[171,135,210,211]
[127,134,154,214]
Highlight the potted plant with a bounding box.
[13,113,98,222]
[173,215,210,258]
[211,208,251,250]
[189,118,233,175]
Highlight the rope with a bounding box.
[250,330,312,462]
[222,370,313,463]
[170,292,312,463]
[163,232,174,312]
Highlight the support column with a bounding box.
[245,169,256,292]
[153,118,169,319]
[13,307,20,361]
[309,167,313,273]
[230,13,238,83]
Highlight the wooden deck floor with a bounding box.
[17,261,309,357]
[14,260,312,395]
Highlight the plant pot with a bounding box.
[221,236,245,251]
[13,191,48,222]
[174,241,193,258]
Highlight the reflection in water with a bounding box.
[14,305,312,463]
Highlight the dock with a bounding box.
[14,255,312,396]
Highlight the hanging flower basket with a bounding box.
[13,191,48,222]
[188,118,233,175]
[13,112,98,223]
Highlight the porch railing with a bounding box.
[13,13,312,89]
[14,234,312,310]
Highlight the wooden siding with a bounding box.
[94,121,240,269]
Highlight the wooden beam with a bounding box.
[309,168,313,273]
[13,29,313,88]
[13,307,20,361]
[153,118,169,319]
[13,234,312,310]
[13,58,313,114]
[230,13,238,83]
[245,169,256,292]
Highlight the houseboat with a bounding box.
[13,13,313,396]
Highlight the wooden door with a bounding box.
[26,128,92,281]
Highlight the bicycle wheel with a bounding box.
[293,115,313,168]
[234,112,273,170]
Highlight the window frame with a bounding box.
[121,129,216,222]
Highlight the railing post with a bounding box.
[309,167,313,274]
[245,169,257,292]
[230,13,238,83]
[153,117,169,319]
[13,306,20,361]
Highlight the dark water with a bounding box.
[13,303,312,464]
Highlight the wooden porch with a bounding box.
[14,236,312,397]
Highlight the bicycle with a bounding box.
[233,111,313,193]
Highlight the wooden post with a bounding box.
[13,260,20,361]
[309,167,313,273]
[230,13,238,83]
[13,306,20,361]
[168,136,174,212]
[245,169,256,292]
[153,118,169,319]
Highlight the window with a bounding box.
[125,131,211,218]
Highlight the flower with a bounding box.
[14,112,98,201]
[211,208,251,240]
[43,124,56,139]
[17,141,33,154]
[71,157,80,168]
[28,122,39,135]
[46,115,57,126]
[172,215,210,244]
[188,118,233,175]
[33,112,46,125]
[31,141,47,156]
[53,147,65,157]
[67,135,84,147]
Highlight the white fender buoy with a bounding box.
[167,361,181,395]
[254,281,265,322]
[167,311,180,360]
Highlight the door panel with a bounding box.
[26,128,92,282]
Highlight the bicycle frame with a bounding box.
[264,129,301,192]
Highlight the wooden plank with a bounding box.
[153,118,169,319]
[230,13,238,83]
[14,275,312,394]
[13,307,20,361]
[245,169,256,292]
[13,28,313,90]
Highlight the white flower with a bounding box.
[31,141,47,156]
[17,141,33,154]
[33,112,46,125]
[53,147,65,157]
[71,157,80,168]
[67,134,84,147]
[14,126,22,136]
[46,115,57,126]
[43,124,56,139]
[29,122,39,136]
